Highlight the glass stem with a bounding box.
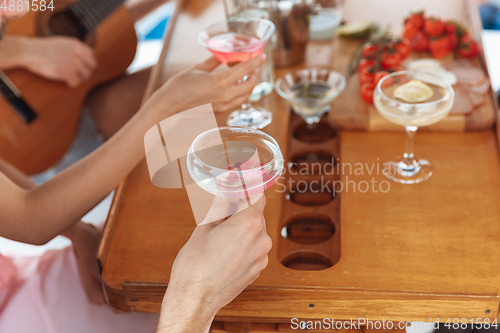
[403,126,418,169]
[239,102,253,119]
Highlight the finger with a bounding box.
[249,194,266,215]
[75,60,93,81]
[193,56,221,72]
[224,54,265,83]
[74,40,97,66]
[228,72,258,96]
[198,196,232,226]
[71,67,89,87]
[65,72,82,88]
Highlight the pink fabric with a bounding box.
[0,248,158,333]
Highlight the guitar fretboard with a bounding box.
[70,0,126,32]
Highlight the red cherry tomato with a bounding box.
[446,21,457,35]
[408,11,425,30]
[359,67,375,84]
[429,36,449,59]
[362,43,379,58]
[358,58,376,73]
[395,39,412,59]
[424,17,446,37]
[403,21,419,40]
[380,51,402,69]
[447,33,458,52]
[374,71,388,86]
[459,35,480,58]
[411,31,429,51]
[360,82,375,103]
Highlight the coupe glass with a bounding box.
[275,68,346,129]
[198,18,275,129]
[187,126,284,199]
[374,71,455,184]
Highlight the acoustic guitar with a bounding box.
[0,0,137,174]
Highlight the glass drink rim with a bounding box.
[198,17,275,52]
[275,67,347,101]
[189,126,282,174]
[376,70,455,109]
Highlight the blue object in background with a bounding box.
[480,4,500,30]
[144,17,170,40]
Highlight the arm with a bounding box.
[0,55,264,245]
[0,35,30,70]
[0,158,105,303]
[156,197,271,333]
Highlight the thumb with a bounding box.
[193,56,221,72]
[198,197,232,226]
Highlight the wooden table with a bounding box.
[98,0,500,329]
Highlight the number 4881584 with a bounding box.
[0,0,54,12]
[444,318,499,330]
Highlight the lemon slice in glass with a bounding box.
[394,80,434,103]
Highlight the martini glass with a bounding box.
[373,71,455,184]
[275,68,346,129]
[187,126,284,199]
[198,18,275,129]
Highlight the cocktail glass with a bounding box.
[275,68,346,129]
[187,126,284,199]
[374,71,455,184]
[198,18,275,129]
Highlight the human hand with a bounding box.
[146,55,265,116]
[22,36,97,88]
[65,222,105,304]
[156,196,271,333]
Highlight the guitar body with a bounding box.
[0,0,137,174]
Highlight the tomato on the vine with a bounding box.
[360,82,375,103]
[362,43,379,58]
[403,21,419,40]
[408,11,425,30]
[411,31,429,51]
[395,39,411,59]
[424,17,446,36]
[429,36,449,58]
[380,51,402,69]
[459,35,480,58]
[374,71,392,87]
[358,58,376,73]
[447,33,458,51]
[359,67,376,84]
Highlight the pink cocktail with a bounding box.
[199,18,275,129]
[205,33,265,67]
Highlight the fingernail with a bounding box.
[261,53,267,61]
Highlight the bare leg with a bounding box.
[86,67,151,139]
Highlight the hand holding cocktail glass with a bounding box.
[199,18,275,129]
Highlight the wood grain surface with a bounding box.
[98,0,500,324]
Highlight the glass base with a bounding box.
[227,106,272,129]
[383,157,433,184]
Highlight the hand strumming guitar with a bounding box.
[0,35,97,88]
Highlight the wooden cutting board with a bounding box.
[328,0,499,132]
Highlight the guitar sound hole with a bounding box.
[48,10,88,40]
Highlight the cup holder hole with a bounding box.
[289,151,336,175]
[281,215,335,244]
[288,180,337,206]
[293,122,336,143]
[282,252,333,271]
